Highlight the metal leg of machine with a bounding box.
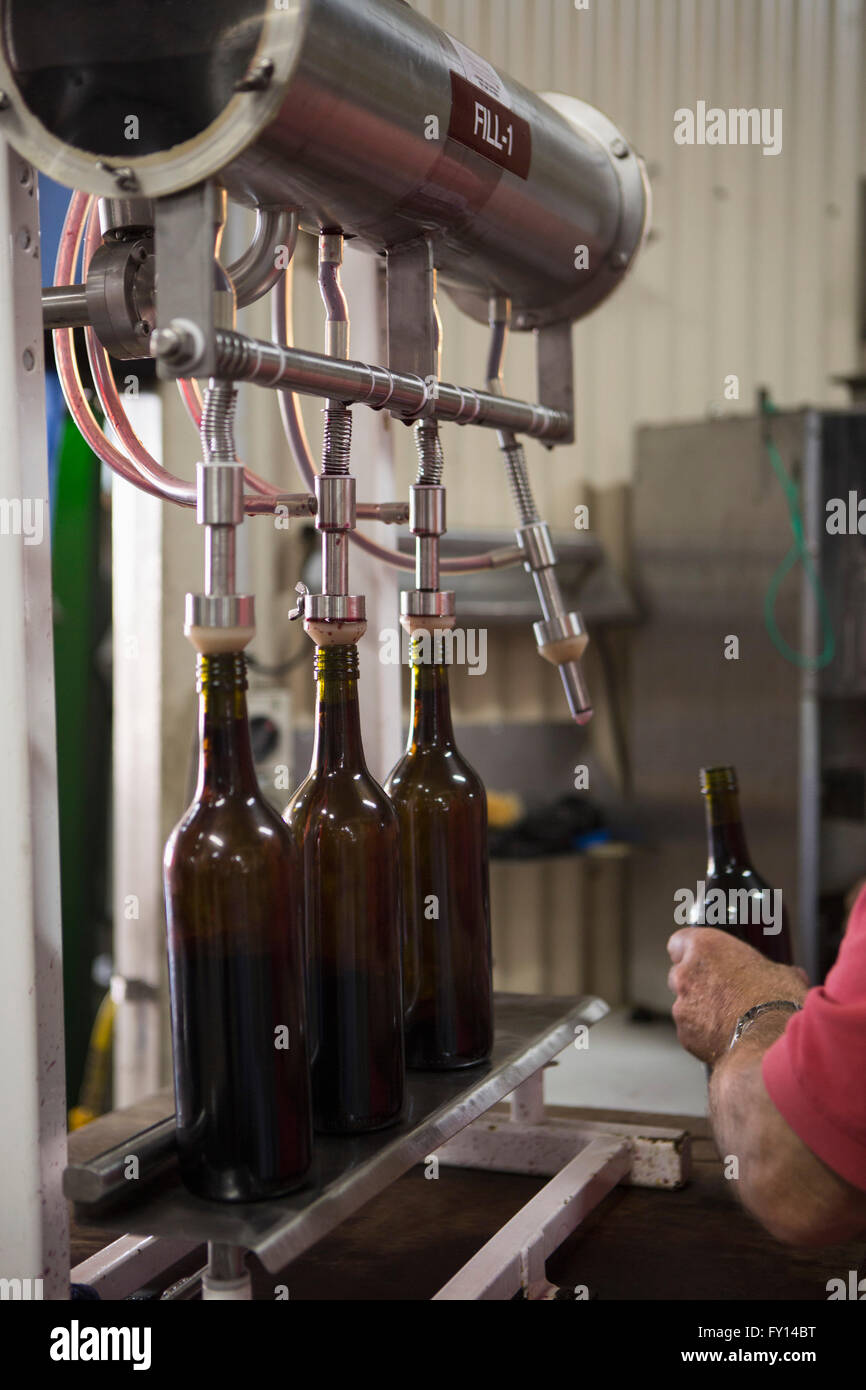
[201,1244,252,1302]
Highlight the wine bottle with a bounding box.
[385,641,493,1069]
[285,644,404,1133]
[689,765,793,964]
[163,652,312,1201]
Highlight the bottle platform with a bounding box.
[65,994,607,1274]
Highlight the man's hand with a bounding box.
[668,928,866,1245]
[666,928,808,1065]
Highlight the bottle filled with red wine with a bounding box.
[689,765,793,964]
[163,651,312,1201]
[285,643,404,1133]
[385,639,492,1069]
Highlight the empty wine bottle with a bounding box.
[385,641,493,1069]
[163,652,312,1201]
[689,765,793,964]
[285,644,404,1133]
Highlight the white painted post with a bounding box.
[112,394,166,1106]
[340,247,403,782]
[509,1071,545,1124]
[0,141,70,1299]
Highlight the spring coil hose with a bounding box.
[413,419,445,485]
[200,380,238,464]
[501,438,539,526]
[322,404,352,476]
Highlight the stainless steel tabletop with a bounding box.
[69,993,607,1273]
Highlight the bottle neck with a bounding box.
[195,652,259,799]
[703,788,752,873]
[408,655,455,751]
[311,644,366,773]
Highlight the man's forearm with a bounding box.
[709,1012,788,1195]
[710,1014,866,1245]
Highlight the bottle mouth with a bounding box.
[408,633,447,669]
[699,765,738,794]
[314,644,360,681]
[196,651,248,693]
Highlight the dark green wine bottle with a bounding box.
[163,652,312,1201]
[385,643,493,1069]
[285,644,404,1133]
[689,765,793,965]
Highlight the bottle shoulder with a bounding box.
[386,744,485,798]
[165,790,294,870]
[285,764,398,828]
[706,864,770,891]
[283,769,315,821]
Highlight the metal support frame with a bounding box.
[386,238,438,390]
[0,138,70,1299]
[435,1137,631,1300]
[432,1072,690,1300]
[537,321,575,447]
[71,1234,198,1300]
[154,182,232,380]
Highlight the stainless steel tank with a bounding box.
[0,0,649,328]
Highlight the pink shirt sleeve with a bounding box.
[762,886,866,1192]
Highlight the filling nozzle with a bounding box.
[396,275,456,637]
[297,231,367,648]
[185,379,255,654]
[487,297,593,725]
[401,419,456,637]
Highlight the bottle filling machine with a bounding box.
[0,0,689,1300]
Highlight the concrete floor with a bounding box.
[544,1006,709,1116]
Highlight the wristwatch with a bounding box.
[729,999,803,1050]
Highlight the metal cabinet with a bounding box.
[629,409,866,1009]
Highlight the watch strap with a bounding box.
[729,999,802,1049]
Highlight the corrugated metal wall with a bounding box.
[410,0,864,503]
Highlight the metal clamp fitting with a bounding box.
[409,484,446,537]
[305,594,366,623]
[315,473,356,532]
[517,520,556,572]
[84,236,155,360]
[196,463,244,527]
[301,592,367,647]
